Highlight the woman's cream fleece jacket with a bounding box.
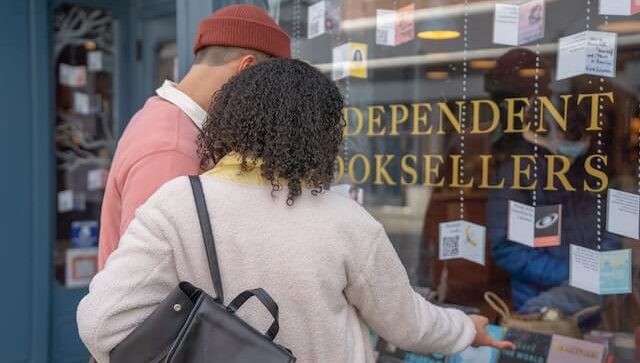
[77,176,476,362]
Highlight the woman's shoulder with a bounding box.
[315,190,385,236]
[137,176,196,222]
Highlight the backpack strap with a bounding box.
[189,176,224,304]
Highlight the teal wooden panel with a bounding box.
[0,0,52,362]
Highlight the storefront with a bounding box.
[1,0,639,361]
[290,0,640,361]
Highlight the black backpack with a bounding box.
[108,176,295,363]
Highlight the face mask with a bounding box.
[556,140,590,159]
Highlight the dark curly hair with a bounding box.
[197,58,345,205]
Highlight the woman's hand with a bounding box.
[469,315,516,350]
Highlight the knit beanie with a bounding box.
[193,4,291,59]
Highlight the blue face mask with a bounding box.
[556,140,589,159]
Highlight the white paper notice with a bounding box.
[570,245,632,295]
[66,247,98,288]
[87,169,109,191]
[332,43,350,81]
[508,201,535,246]
[396,4,415,45]
[508,201,562,247]
[73,92,91,115]
[332,42,367,80]
[59,64,87,87]
[58,190,74,213]
[439,220,486,266]
[570,245,601,294]
[58,190,86,213]
[557,31,617,80]
[307,1,326,39]
[376,9,396,46]
[606,189,640,240]
[493,0,544,46]
[87,51,112,72]
[599,0,640,15]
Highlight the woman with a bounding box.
[77,59,511,362]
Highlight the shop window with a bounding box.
[270,0,640,360]
[53,4,114,288]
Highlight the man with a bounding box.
[98,4,291,269]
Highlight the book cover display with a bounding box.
[508,201,562,248]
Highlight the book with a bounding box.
[498,329,552,363]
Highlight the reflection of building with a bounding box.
[3,0,640,361]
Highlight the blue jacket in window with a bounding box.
[486,141,619,313]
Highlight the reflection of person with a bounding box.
[78,59,512,363]
[97,4,291,269]
[485,49,619,316]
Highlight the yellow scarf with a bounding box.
[202,153,270,186]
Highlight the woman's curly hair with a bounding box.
[197,58,345,205]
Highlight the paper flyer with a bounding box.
[396,4,415,45]
[87,51,112,72]
[606,188,639,240]
[376,4,415,46]
[493,0,544,46]
[57,190,86,213]
[307,1,325,39]
[59,63,87,87]
[439,220,486,266]
[546,334,606,363]
[87,168,109,191]
[508,201,562,247]
[325,0,341,34]
[332,42,368,80]
[73,92,91,115]
[599,0,640,15]
[570,244,632,295]
[557,31,617,80]
[65,247,98,288]
[376,9,396,46]
[58,189,74,213]
[71,221,99,248]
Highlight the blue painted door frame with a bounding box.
[0,1,52,362]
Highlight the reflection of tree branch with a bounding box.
[54,6,116,174]
[57,151,110,172]
[54,7,113,58]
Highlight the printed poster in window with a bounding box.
[508,201,562,247]
[325,0,341,34]
[570,244,632,295]
[59,63,87,87]
[307,0,340,38]
[65,247,98,288]
[376,4,415,46]
[493,0,544,46]
[439,220,486,266]
[307,1,325,39]
[332,42,367,80]
[599,0,640,15]
[606,188,640,239]
[556,31,617,80]
[546,335,606,363]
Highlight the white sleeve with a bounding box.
[344,225,476,355]
[77,197,180,363]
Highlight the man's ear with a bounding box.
[236,54,257,73]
